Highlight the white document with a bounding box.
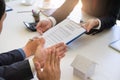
[109,39,120,52]
[42,19,86,47]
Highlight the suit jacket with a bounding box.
[118,10,120,20]
[0,77,5,80]
[51,0,120,32]
[0,49,33,80]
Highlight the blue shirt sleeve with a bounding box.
[18,48,26,59]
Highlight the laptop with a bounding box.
[109,39,120,52]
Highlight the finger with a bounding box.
[86,19,99,32]
[86,25,91,32]
[29,36,40,42]
[87,23,95,32]
[36,22,44,34]
[59,54,65,59]
[32,36,39,39]
[35,62,42,79]
[43,25,51,32]
[51,48,56,67]
[81,23,86,28]
[45,49,51,66]
[29,39,33,42]
[58,51,66,58]
[36,21,41,28]
[53,42,66,49]
[54,48,60,66]
[46,43,64,52]
[58,50,66,57]
[56,44,67,52]
[36,27,43,35]
[56,46,67,56]
[38,20,50,32]
[49,43,67,59]
[54,54,61,74]
[57,56,60,69]
[38,30,43,35]
[47,46,66,59]
[38,37,45,48]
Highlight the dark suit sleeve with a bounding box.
[0,49,25,66]
[0,60,33,80]
[117,10,120,20]
[98,1,120,31]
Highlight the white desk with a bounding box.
[0,0,120,80]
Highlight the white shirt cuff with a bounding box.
[28,56,36,76]
[94,18,101,29]
[48,16,56,26]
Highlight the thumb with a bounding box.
[35,62,42,79]
[39,37,45,48]
[37,29,43,35]
[81,23,86,29]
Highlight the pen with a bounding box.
[17,11,31,13]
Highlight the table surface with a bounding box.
[0,0,120,80]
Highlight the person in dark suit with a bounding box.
[0,0,67,80]
[36,0,120,34]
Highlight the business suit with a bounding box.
[51,0,120,32]
[118,10,120,20]
[0,49,33,80]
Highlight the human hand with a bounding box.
[36,19,52,34]
[35,48,61,80]
[49,43,67,58]
[33,41,67,67]
[81,18,99,32]
[23,37,44,57]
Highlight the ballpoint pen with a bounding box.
[17,10,31,13]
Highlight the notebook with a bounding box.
[109,39,120,52]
